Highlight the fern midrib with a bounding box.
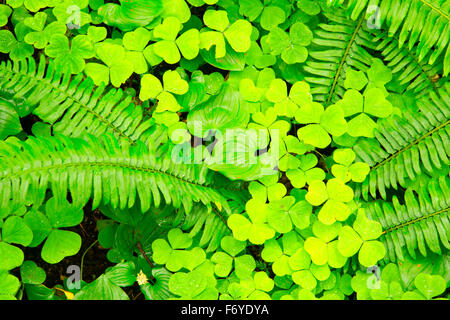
[326,14,366,107]
[418,0,449,21]
[0,161,211,190]
[3,65,138,145]
[371,119,450,172]
[381,207,449,235]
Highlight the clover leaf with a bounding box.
[296,103,347,149]
[20,260,46,285]
[123,27,151,74]
[151,228,195,272]
[337,209,386,267]
[85,43,134,87]
[227,198,275,245]
[24,12,67,49]
[0,271,20,300]
[305,178,354,225]
[267,22,312,64]
[336,88,393,138]
[45,34,94,74]
[266,196,312,233]
[331,148,370,183]
[0,215,33,271]
[303,220,347,268]
[140,70,189,113]
[151,17,200,64]
[200,10,252,59]
[40,197,83,264]
[0,4,12,27]
[286,153,326,188]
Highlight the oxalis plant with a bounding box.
[0,0,448,301]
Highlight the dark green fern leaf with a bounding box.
[303,10,375,106]
[354,87,450,200]
[0,134,234,215]
[365,176,450,262]
[0,56,154,145]
[372,30,444,96]
[327,0,450,75]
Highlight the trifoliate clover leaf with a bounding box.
[200,11,252,59]
[306,178,354,225]
[337,209,386,267]
[304,221,347,268]
[337,86,393,138]
[286,153,325,188]
[45,34,94,74]
[24,12,67,50]
[227,198,274,245]
[140,70,188,112]
[267,23,311,64]
[86,43,134,87]
[267,196,312,233]
[331,148,370,183]
[122,27,151,74]
[151,229,194,272]
[297,104,347,149]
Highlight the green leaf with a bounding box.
[260,6,285,31]
[20,260,46,284]
[337,226,363,257]
[45,197,84,228]
[0,271,20,298]
[203,10,229,32]
[176,28,200,60]
[224,19,252,53]
[140,74,163,101]
[41,229,82,264]
[0,30,16,54]
[344,68,368,91]
[414,274,446,299]
[0,100,22,139]
[2,216,33,246]
[167,228,192,249]
[0,242,24,271]
[297,124,331,149]
[320,104,347,137]
[358,241,386,267]
[74,274,129,300]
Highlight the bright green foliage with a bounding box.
[0,0,448,302]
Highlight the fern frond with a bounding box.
[0,134,234,215]
[327,0,450,75]
[0,56,153,145]
[354,87,450,200]
[372,30,444,96]
[365,176,450,262]
[304,10,375,106]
